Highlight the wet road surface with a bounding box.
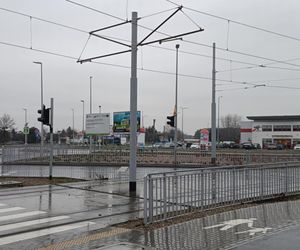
[1,180,300,249]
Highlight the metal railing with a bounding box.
[3,145,300,166]
[144,162,300,224]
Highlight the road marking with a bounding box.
[0,211,46,222]
[0,204,6,207]
[38,227,131,250]
[0,207,25,213]
[0,221,95,246]
[0,216,70,232]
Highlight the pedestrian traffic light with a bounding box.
[37,105,51,126]
[167,115,175,127]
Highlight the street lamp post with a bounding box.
[80,100,85,134]
[180,107,188,141]
[23,108,28,145]
[98,106,101,113]
[217,96,223,143]
[33,61,43,146]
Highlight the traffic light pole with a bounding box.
[49,98,54,180]
[174,44,179,169]
[129,12,138,193]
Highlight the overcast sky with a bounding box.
[0,0,300,135]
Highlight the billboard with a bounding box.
[85,113,110,135]
[200,129,209,145]
[113,111,141,133]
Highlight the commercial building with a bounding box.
[240,115,300,149]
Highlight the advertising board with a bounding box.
[113,111,141,133]
[85,113,110,135]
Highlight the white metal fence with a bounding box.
[143,162,300,224]
[3,145,300,166]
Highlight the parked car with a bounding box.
[253,143,261,149]
[241,142,255,150]
[294,144,300,150]
[266,143,278,150]
[190,143,200,149]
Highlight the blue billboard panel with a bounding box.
[113,111,141,133]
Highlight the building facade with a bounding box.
[240,115,300,149]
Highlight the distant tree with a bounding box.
[221,114,241,128]
[0,114,15,143]
[0,114,15,130]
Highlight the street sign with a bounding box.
[23,126,29,135]
[86,113,110,135]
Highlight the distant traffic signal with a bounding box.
[167,115,175,127]
[37,105,51,126]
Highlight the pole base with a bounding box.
[129,181,136,193]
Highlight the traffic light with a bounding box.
[167,115,175,127]
[37,105,45,124]
[37,105,51,126]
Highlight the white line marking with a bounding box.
[0,221,95,246]
[0,204,6,207]
[0,211,46,222]
[0,207,25,213]
[0,216,70,232]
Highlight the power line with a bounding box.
[2,5,299,71]
[65,0,125,21]
[166,0,300,43]
[1,40,299,91]
[62,2,300,68]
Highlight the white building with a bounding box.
[240,115,300,149]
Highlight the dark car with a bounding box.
[241,142,255,150]
[266,143,277,150]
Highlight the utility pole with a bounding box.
[49,98,54,180]
[129,11,138,193]
[23,108,28,145]
[211,43,217,165]
[174,44,179,168]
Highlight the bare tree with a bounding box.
[221,114,241,128]
[0,114,15,130]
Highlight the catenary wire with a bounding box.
[166,0,300,43]
[62,1,300,68]
[1,5,299,71]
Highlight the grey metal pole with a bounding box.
[34,61,43,146]
[71,108,75,142]
[90,76,92,114]
[129,11,138,193]
[81,100,84,133]
[49,98,54,180]
[99,105,101,113]
[217,96,222,143]
[211,43,217,165]
[174,44,179,168]
[23,108,28,145]
[89,76,93,152]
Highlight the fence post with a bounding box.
[163,173,167,220]
[260,167,264,197]
[143,176,148,224]
[149,178,154,223]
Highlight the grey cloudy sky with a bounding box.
[0,0,300,135]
